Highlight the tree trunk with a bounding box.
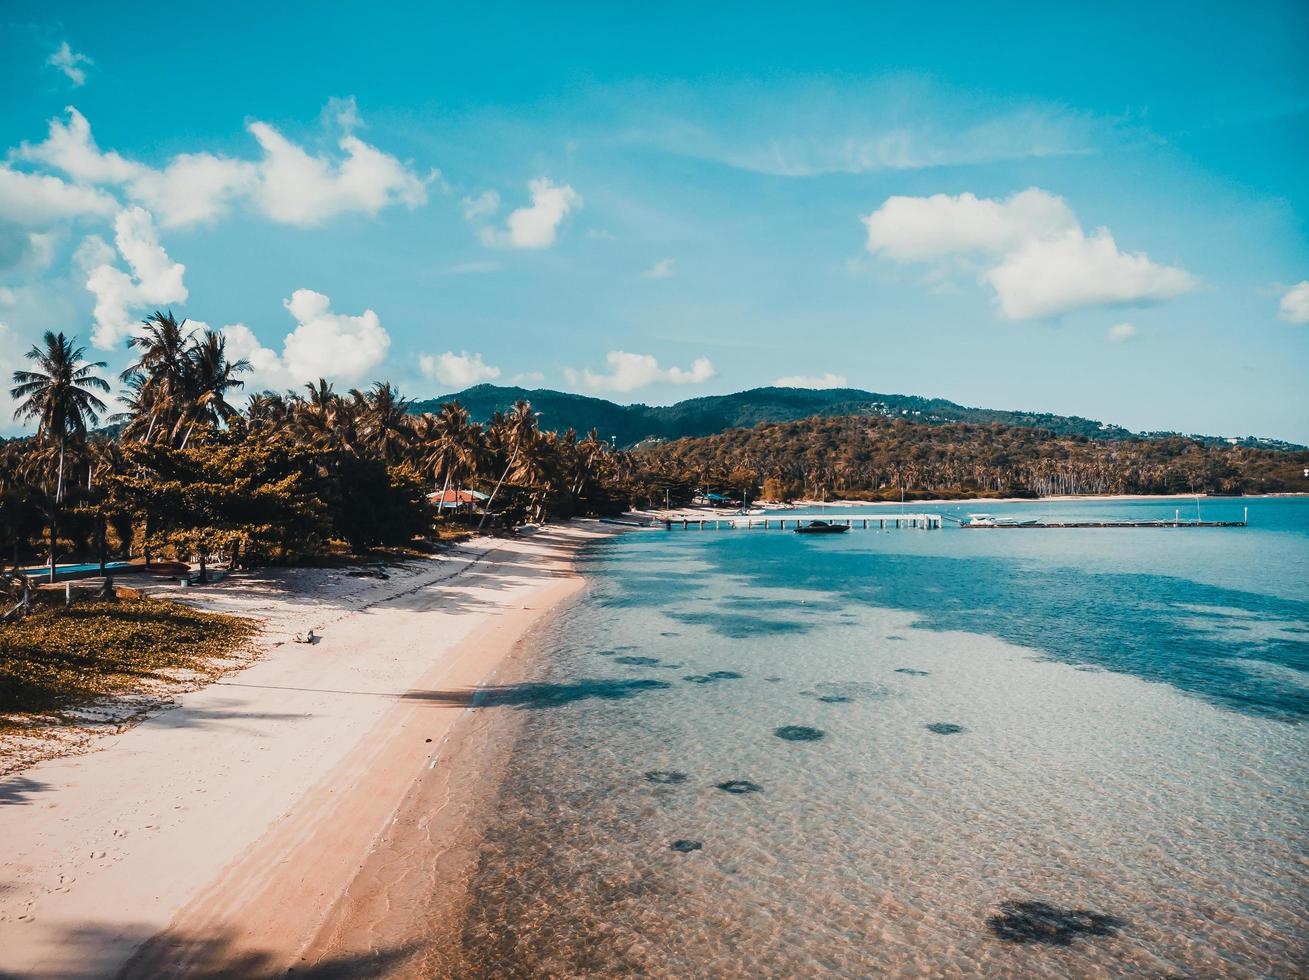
[478,444,520,533]
[197,549,207,584]
[98,511,107,574]
[435,467,452,521]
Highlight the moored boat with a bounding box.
[793,520,850,535]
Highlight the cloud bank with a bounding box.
[564,350,715,393]
[773,373,849,389]
[17,106,433,229]
[220,289,390,391]
[863,187,1196,319]
[81,207,188,348]
[418,350,501,388]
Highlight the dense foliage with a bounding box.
[416,384,1306,451]
[638,416,1309,500]
[2,314,644,581]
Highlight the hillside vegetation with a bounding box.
[637,415,1309,500]
[414,384,1304,451]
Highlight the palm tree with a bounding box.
[479,401,540,531]
[178,329,250,447]
[351,382,413,464]
[10,331,110,582]
[421,402,487,513]
[120,310,193,444]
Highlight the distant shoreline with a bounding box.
[797,492,1308,508]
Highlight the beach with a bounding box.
[0,522,614,978]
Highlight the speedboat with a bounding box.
[794,520,850,535]
[961,513,1040,528]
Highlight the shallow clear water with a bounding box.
[436,498,1309,977]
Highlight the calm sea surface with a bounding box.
[431,498,1309,977]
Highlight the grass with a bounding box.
[0,598,257,730]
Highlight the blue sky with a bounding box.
[2,1,1307,440]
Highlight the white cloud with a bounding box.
[0,164,118,226]
[863,188,1076,262]
[773,373,849,389]
[510,371,545,386]
[862,187,1197,320]
[17,106,431,229]
[47,42,92,87]
[461,190,500,220]
[983,228,1195,320]
[83,207,188,349]
[248,122,430,227]
[418,350,501,388]
[219,289,390,391]
[1107,322,1137,342]
[643,258,676,279]
[665,358,716,385]
[479,179,581,249]
[1277,281,1309,325]
[563,350,715,393]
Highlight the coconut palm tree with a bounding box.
[421,402,488,512]
[178,329,250,447]
[10,331,110,581]
[120,310,194,444]
[351,382,413,464]
[479,401,540,531]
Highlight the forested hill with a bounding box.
[411,385,1303,451]
[636,416,1309,499]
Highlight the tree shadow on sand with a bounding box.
[0,776,50,805]
[20,923,420,980]
[401,677,674,710]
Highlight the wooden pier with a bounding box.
[962,519,1246,529]
[663,513,943,530]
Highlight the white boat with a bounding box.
[961,513,1040,527]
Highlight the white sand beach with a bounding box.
[0,522,614,978]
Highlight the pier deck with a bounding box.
[663,513,943,530]
[962,519,1246,529]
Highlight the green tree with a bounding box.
[10,331,110,581]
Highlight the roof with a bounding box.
[427,489,490,504]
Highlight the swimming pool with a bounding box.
[18,561,135,578]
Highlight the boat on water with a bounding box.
[960,513,1039,527]
[793,520,850,535]
[736,507,766,516]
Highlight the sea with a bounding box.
[394,497,1309,977]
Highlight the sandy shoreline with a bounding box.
[0,522,616,978]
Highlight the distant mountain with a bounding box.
[410,385,1305,451]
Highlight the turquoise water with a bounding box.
[18,561,132,578]
[436,498,1309,976]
